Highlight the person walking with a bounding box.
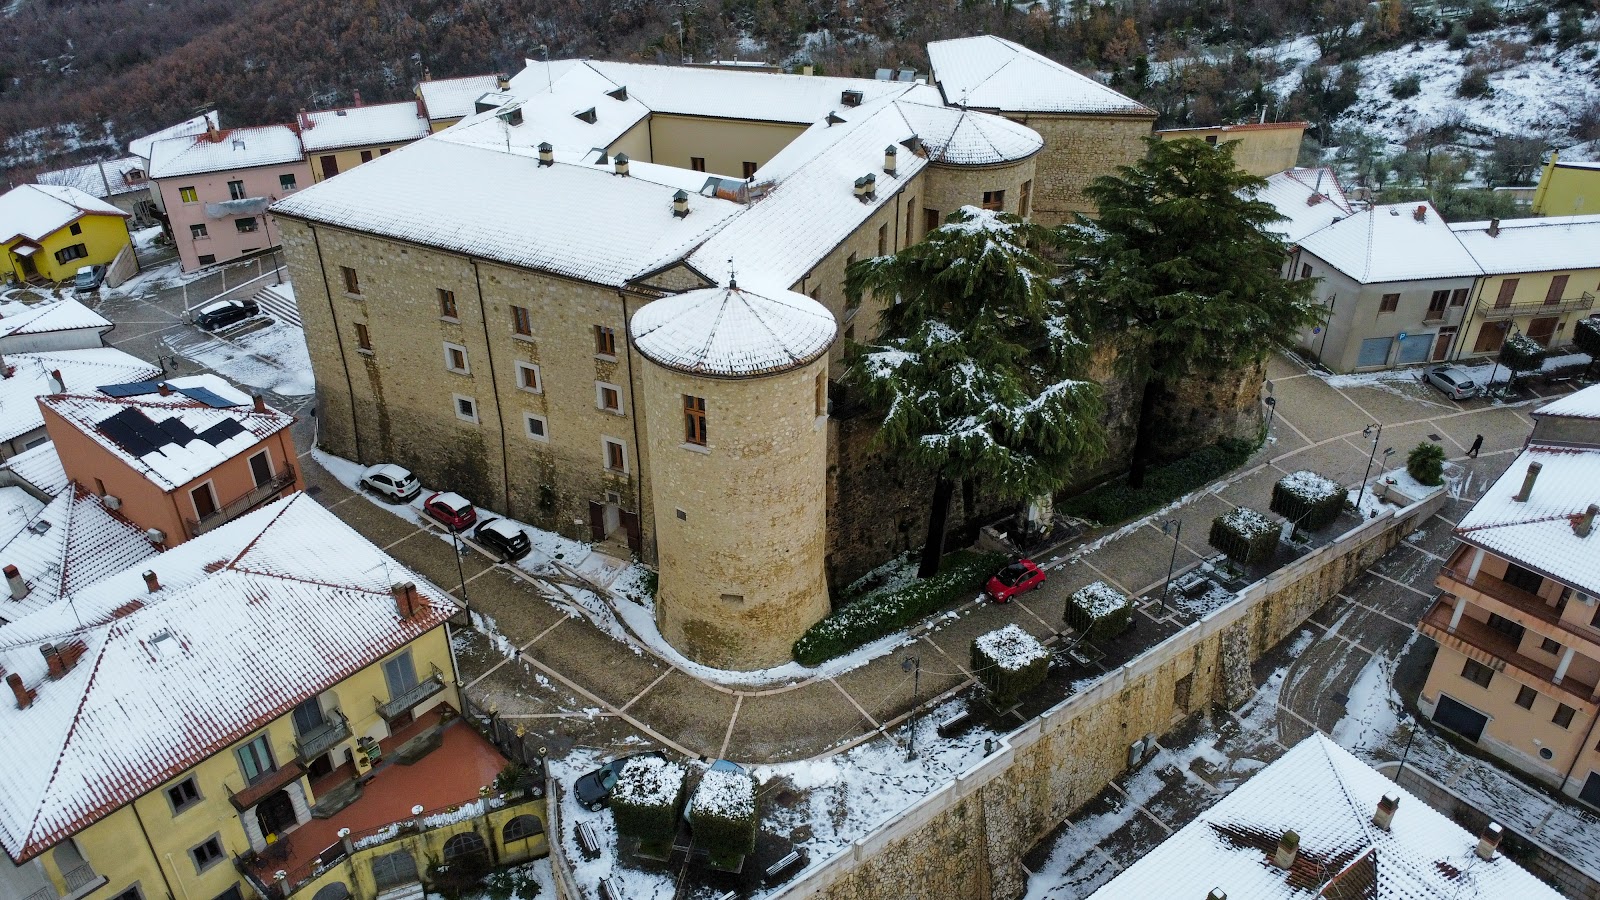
[1468,434,1483,458]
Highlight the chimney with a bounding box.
[1514,462,1542,502]
[423,67,432,82]
[613,153,630,177]
[497,72,511,91]
[5,564,27,601]
[41,644,64,679]
[157,382,171,397]
[299,108,311,130]
[853,174,876,203]
[1413,204,1427,222]
[1487,218,1500,237]
[1207,892,1227,900]
[537,142,554,167]
[1272,830,1299,870]
[884,145,898,176]
[1476,822,1503,860]
[392,581,421,619]
[48,369,63,393]
[672,189,690,218]
[0,352,7,378]
[7,673,32,709]
[253,394,267,413]
[1577,504,1598,538]
[1373,792,1400,831]
[142,570,160,593]
[206,120,221,141]
[352,89,364,107]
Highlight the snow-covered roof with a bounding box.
[1253,167,1354,244]
[35,156,151,200]
[299,102,431,153]
[1297,202,1482,284]
[1,441,67,498]
[40,375,292,491]
[0,493,458,861]
[1450,214,1600,276]
[440,63,651,158]
[417,74,502,122]
[1533,384,1600,421]
[0,184,129,245]
[127,112,220,161]
[0,298,111,342]
[0,349,161,443]
[271,139,742,288]
[632,281,836,378]
[584,60,906,124]
[147,124,306,179]
[0,487,156,625]
[1087,734,1559,900]
[1455,444,1600,597]
[926,35,1152,116]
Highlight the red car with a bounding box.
[986,558,1046,603]
[423,491,477,531]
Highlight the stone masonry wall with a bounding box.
[1004,113,1154,226]
[778,489,1446,900]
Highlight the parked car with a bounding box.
[573,751,667,811]
[194,297,260,331]
[423,491,477,530]
[1424,365,1481,400]
[72,264,107,295]
[359,464,421,503]
[985,558,1046,603]
[474,517,531,561]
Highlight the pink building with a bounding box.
[148,123,312,272]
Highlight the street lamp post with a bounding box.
[1357,424,1383,512]
[1264,396,1278,438]
[1160,518,1182,614]
[902,655,922,760]
[450,524,470,612]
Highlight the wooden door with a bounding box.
[1527,316,1558,346]
[1494,278,1519,308]
[588,501,606,542]
[1545,274,1570,305]
[1433,328,1455,361]
[1474,321,1509,353]
[621,511,642,553]
[191,484,217,519]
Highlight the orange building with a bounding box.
[37,374,300,546]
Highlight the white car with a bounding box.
[1424,365,1481,401]
[359,464,421,502]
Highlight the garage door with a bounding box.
[1396,332,1433,364]
[1434,694,1488,742]
[1358,336,1394,368]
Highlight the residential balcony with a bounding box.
[1436,545,1600,656]
[294,708,350,765]
[22,862,107,900]
[185,465,297,538]
[1475,292,1595,321]
[227,761,308,812]
[1419,598,1599,706]
[376,667,445,722]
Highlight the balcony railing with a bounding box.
[1420,599,1598,704]
[1437,559,1600,654]
[185,465,296,538]
[293,708,350,764]
[25,863,109,900]
[1476,292,1595,321]
[376,667,445,722]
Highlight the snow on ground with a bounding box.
[131,225,163,250]
[163,315,314,395]
[1323,351,1589,392]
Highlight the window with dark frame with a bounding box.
[53,244,88,265]
[1450,288,1469,306]
[524,413,547,440]
[598,383,621,412]
[445,344,468,373]
[1555,703,1577,728]
[167,777,201,813]
[690,157,706,172]
[516,362,540,392]
[341,266,360,294]
[235,217,258,233]
[594,325,616,356]
[845,254,859,310]
[280,173,297,191]
[227,180,246,200]
[1379,293,1400,312]
[1300,263,1313,279]
[1461,658,1494,688]
[191,835,225,871]
[1485,612,1526,643]
[438,288,457,319]
[190,224,208,240]
[981,190,1005,211]
[924,208,940,234]
[1516,685,1537,709]
[456,396,476,420]
[355,323,371,351]
[684,394,707,445]
[69,222,82,236]
[742,161,758,179]
[512,305,532,336]
[877,223,887,256]
[198,254,216,265]
[1541,637,1562,654]
[360,150,374,163]
[236,733,274,783]
[1427,290,1449,317]
[1019,180,1032,218]
[179,186,198,203]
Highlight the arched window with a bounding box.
[370,850,418,891]
[312,884,352,900]
[503,815,545,842]
[442,832,488,860]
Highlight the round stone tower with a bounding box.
[631,280,836,670]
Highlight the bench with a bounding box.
[766,848,807,883]
[598,878,618,900]
[576,822,602,859]
[716,892,740,900]
[936,710,973,738]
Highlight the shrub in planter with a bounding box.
[689,763,758,869]
[1065,581,1133,641]
[1208,507,1279,569]
[972,624,1051,710]
[1407,442,1446,486]
[1575,318,1600,378]
[610,756,687,858]
[1498,331,1548,387]
[1270,470,1344,532]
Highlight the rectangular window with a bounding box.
[191,835,225,872]
[1300,263,1313,279]
[236,734,274,783]
[227,180,246,200]
[1503,562,1544,595]
[515,362,541,392]
[512,305,532,336]
[249,450,273,487]
[438,288,457,319]
[198,254,216,265]
[1450,287,1469,306]
[380,148,391,156]
[341,266,360,295]
[1555,703,1577,728]
[69,222,82,236]
[603,438,627,473]
[1379,293,1400,313]
[191,483,217,519]
[1461,658,1494,688]
[235,217,258,233]
[524,413,548,442]
[924,208,941,234]
[907,196,917,235]
[190,223,208,240]
[1427,290,1449,316]
[291,696,324,735]
[444,343,469,374]
[878,223,888,257]
[279,173,297,191]
[742,161,758,178]
[382,649,417,697]
[360,149,374,163]
[53,243,88,265]
[1546,274,1570,305]
[454,394,478,423]
[167,777,201,814]
[1516,685,1537,709]
[597,382,622,413]
[320,155,339,179]
[1541,637,1562,655]
[594,325,616,357]
[690,157,706,172]
[1495,278,1519,308]
[684,394,707,445]
[179,186,198,203]
[1019,180,1032,218]
[981,190,1005,211]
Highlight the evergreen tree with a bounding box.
[845,207,1104,578]
[1060,136,1324,488]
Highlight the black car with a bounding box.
[194,298,260,330]
[572,751,666,811]
[474,517,531,561]
[72,265,107,295]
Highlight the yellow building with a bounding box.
[1155,122,1308,178]
[1448,214,1600,358]
[299,101,431,183]
[1531,153,1600,216]
[0,184,131,285]
[0,493,547,900]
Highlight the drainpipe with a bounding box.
[469,258,512,515]
[308,224,363,461]
[618,289,648,558]
[1559,701,1600,797]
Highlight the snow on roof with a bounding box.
[147,124,306,179]
[1450,214,1600,276]
[271,139,741,288]
[584,60,905,124]
[0,488,156,625]
[418,74,502,122]
[40,379,292,491]
[893,91,1044,165]
[0,298,112,342]
[1298,202,1482,284]
[926,35,1152,116]
[0,349,161,443]
[299,101,431,153]
[1087,733,1560,900]
[35,156,150,200]
[440,63,651,157]
[1253,167,1354,243]
[1533,384,1600,420]
[631,280,836,378]
[691,764,755,820]
[0,184,129,244]
[0,493,458,861]
[974,623,1049,671]
[127,111,220,161]
[1455,444,1600,596]
[1,441,67,498]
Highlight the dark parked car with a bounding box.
[474,517,531,561]
[72,265,107,295]
[573,751,667,812]
[423,491,477,531]
[359,463,421,503]
[985,558,1046,603]
[194,298,260,330]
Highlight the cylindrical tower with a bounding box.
[631,280,836,670]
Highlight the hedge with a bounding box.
[609,756,686,857]
[1061,438,1256,526]
[792,551,1004,666]
[1269,470,1343,532]
[1065,581,1133,641]
[1209,506,1279,568]
[972,624,1050,710]
[689,766,758,869]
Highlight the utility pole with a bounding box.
[902,655,921,760]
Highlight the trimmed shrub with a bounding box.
[792,551,1003,665]
[1407,442,1446,486]
[972,624,1051,710]
[1499,331,1548,383]
[610,756,687,857]
[1061,438,1256,526]
[1065,581,1133,641]
[688,765,758,869]
[1208,507,1279,568]
[1391,74,1422,99]
[1270,470,1344,532]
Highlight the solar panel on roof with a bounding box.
[197,418,245,446]
[174,386,243,408]
[97,411,158,457]
[156,417,199,445]
[96,381,164,398]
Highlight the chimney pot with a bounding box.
[1207,892,1227,900]
[672,189,690,218]
[1414,204,1427,222]
[1273,830,1299,870]
[497,73,511,91]
[253,395,267,413]
[1488,217,1500,237]
[537,142,554,167]
[157,383,171,396]
[1577,504,1599,538]
[41,643,64,679]
[392,581,421,619]
[7,672,32,709]
[614,153,630,177]
[49,369,63,392]
[1514,461,1542,502]
[1374,792,1400,831]
[5,564,27,601]
[1476,822,1503,860]
[142,570,160,593]
[884,145,898,176]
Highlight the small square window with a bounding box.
[179,186,198,203]
[454,395,478,423]
[690,157,706,172]
[524,413,548,442]
[512,305,532,336]
[190,223,208,240]
[516,362,541,393]
[355,322,371,351]
[444,342,469,374]
[742,161,758,179]
[69,222,82,236]
[341,266,360,295]
[981,190,1005,211]
[1515,685,1537,709]
[1541,637,1562,655]
[597,382,622,414]
[279,173,297,191]
[1379,293,1400,313]
[235,217,258,233]
[166,777,201,814]
[438,289,458,319]
[603,438,627,473]
[1555,703,1577,728]
[191,835,225,872]
[594,325,617,357]
[1461,658,1493,688]
[198,254,216,265]
[1300,263,1313,279]
[360,149,374,163]
[676,508,687,521]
